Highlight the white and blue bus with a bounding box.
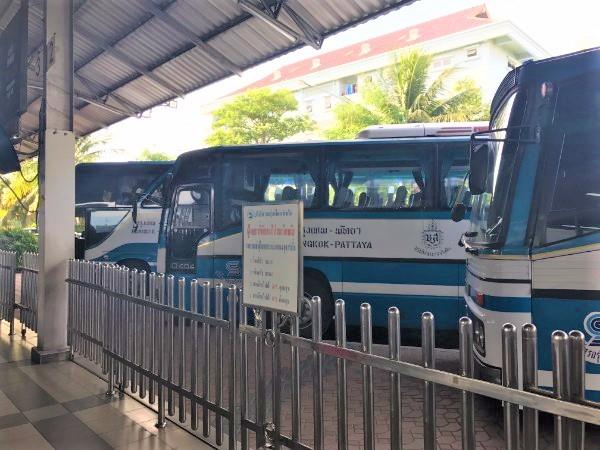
[76,161,173,272]
[453,48,600,400]
[157,123,486,340]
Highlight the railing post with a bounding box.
[290,312,301,446]
[552,330,570,450]
[388,307,401,450]
[502,323,520,450]
[178,277,187,424]
[568,330,586,450]
[106,265,116,397]
[190,279,199,431]
[239,290,250,450]
[228,284,238,450]
[8,252,15,336]
[156,274,167,428]
[361,303,374,450]
[166,275,175,417]
[335,299,348,450]
[215,283,224,446]
[202,281,211,438]
[459,317,475,450]
[312,296,324,450]
[522,323,539,450]
[422,312,436,450]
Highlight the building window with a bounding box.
[466,47,478,58]
[340,76,358,96]
[324,95,332,109]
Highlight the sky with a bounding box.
[92,0,600,161]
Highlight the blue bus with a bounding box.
[453,48,600,399]
[76,161,173,272]
[157,123,486,340]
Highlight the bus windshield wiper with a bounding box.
[485,217,503,238]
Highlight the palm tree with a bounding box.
[326,50,489,139]
[0,136,106,227]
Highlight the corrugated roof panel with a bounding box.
[18,0,410,149]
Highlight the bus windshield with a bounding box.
[467,92,517,245]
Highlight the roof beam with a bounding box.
[237,0,322,49]
[139,0,243,76]
[75,74,143,116]
[75,26,186,98]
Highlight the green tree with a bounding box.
[0,136,106,227]
[207,88,313,145]
[325,50,489,139]
[138,149,172,161]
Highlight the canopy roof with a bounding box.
[13,0,412,156]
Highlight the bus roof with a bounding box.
[75,161,173,169]
[356,122,489,139]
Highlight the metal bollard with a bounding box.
[190,280,199,431]
[215,283,224,445]
[569,330,586,450]
[361,303,374,450]
[148,273,157,404]
[202,281,211,438]
[139,271,147,398]
[166,275,175,416]
[255,307,267,448]
[239,291,249,450]
[290,313,301,446]
[312,296,324,450]
[422,312,436,450]
[459,317,475,450]
[228,285,238,450]
[522,324,539,450]
[502,323,520,450]
[388,307,401,450]
[335,300,348,450]
[156,274,167,428]
[106,265,116,397]
[130,269,138,394]
[552,330,570,450]
[178,277,186,423]
[271,312,282,449]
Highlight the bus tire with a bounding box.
[299,271,334,338]
[117,259,151,274]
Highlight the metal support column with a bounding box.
[32,0,75,363]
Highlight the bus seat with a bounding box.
[409,191,423,208]
[392,186,408,209]
[344,189,354,208]
[281,186,299,201]
[358,192,369,208]
[333,187,350,208]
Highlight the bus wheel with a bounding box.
[117,259,151,274]
[298,273,334,338]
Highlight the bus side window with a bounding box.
[327,145,434,210]
[439,143,471,209]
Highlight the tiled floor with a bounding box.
[0,322,215,450]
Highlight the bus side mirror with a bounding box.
[469,143,489,195]
[131,199,138,229]
[451,203,466,222]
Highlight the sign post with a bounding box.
[242,201,303,315]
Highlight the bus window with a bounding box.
[219,153,318,228]
[86,209,128,248]
[141,177,166,208]
[439,143,471,209]
[541,77,600,245]
[327,145,434,209]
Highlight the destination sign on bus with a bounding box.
[242,202,303,314]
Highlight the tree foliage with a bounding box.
[0,136,105,228]
[326,50,489,139]
[138,149,172,161]
[206,88,313,145]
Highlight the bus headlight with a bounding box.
[473,316,486,356]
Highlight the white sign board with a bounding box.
[242,201,303,314]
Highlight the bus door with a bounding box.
[166,184,212,276]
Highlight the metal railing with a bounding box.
[19,252,38,333]
[0,250,16,334]
[66,259,600,450]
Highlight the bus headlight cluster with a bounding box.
[473,316,486,356]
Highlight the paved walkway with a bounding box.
[0,321,214,450]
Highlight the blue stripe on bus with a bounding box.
[98,243,159,264]
[343,260,459,286]
[477,295,531,313]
